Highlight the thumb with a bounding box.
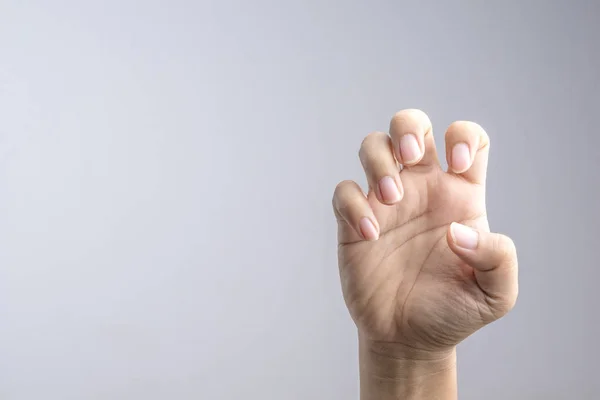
[447,222,519,316]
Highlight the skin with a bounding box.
[332,109,519,399]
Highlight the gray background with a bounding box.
[1,1,598,399]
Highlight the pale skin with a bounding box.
[332,109,519,399]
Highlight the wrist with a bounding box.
[359,336,457,400]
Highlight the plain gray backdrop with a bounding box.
[1,1,599,399]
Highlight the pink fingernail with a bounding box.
[378,176,401,203]
[451,143,471,173]
[359,218,379,241]
[451,222,479,250]
[399,134,421,164]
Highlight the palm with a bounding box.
[338,166,490,348]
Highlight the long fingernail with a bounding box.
[359,217,379,241]
[378,176,402,203]
[399,134,421,164]
[451,143,471,173]
[450,222,478,250]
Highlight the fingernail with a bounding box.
[451,222,479,250]
[451,143,471,173]
[359,217,379,241]
[378,176,402,203]
[399,134,421,164]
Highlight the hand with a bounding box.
[333,109,519,354]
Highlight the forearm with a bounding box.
[359,337,457,400]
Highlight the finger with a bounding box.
[447,222,519,316]
[332,180,380,242]
[389,109,439,167]
[359,132,404,205]
[444,121,490,184]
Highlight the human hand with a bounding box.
[332,110,518,394]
